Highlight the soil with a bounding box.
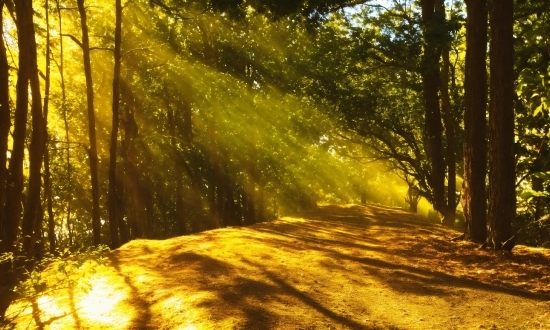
[4,204,550,329]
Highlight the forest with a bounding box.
[0,0,550,324]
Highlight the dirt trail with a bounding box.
[5,204,550,329]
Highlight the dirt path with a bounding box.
[5,204,550,329]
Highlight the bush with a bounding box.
[1,245,110,327]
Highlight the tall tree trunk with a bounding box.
[55,0,73,250]
[116,167,129,244]
[54,0,72,249]
[0,1,10,226]
[440,48,456,227]
[420,0,446,216]
[44,148,56,254]
[1,7,29,258]
[0,1,14,319]
[487,0,515,250]
[18,0,46,260]
[463,0,488,243]
[77,0,101,246]
[108,0,122,249]
[1,0,43,316]
[43,0,56,255]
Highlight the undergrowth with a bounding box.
[1,245,109,329]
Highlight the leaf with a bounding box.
[534,103,544,116]
[520,190,546,200]
[533,172,550,181]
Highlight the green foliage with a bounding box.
[12,245,109,304]
[517,67,550,117]
[0,252,14,264]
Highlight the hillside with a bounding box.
[5,204,550,329]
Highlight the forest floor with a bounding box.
[4,204,550,330]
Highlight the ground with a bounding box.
[4,204,550,329]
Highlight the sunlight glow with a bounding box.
[77,276,132,327]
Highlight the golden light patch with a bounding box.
[76,274,133,327]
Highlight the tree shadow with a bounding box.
[30,297,68,330]
[81,203,549,329]
[108,254,153,329]
[163,251,391,329]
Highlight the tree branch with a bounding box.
[61,34,83,49]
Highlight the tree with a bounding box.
[108,0,123,249]
[462,0,488,242]
[77,0,102,246]
[18,0,46,260]
[487,0,515,250]
[43,0,57,255]
[1,0,45,316]
[0,0,9,228]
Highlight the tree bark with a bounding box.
[440,47,456,227]
[19,0,46,259]
[108,0,122,249]
[77,0,102,246]
[1,0,43,316]
[487,0,515,250]
[420,0,446,216]
[2,0,46,260]
[43,0,56,255]
[44,148,56,255]
[1,6,29,258]
[0,1,10,226]
[463,0,488,243]
[0,1,14,318]
[54,0,72,249]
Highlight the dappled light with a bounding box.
[6,205,550,329]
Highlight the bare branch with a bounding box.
[61,34,83,49]
[90,47,114,52]
[121,46,149,59]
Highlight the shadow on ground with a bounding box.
[7,204,550,329]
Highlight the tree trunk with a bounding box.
[0,1,10,225]
[43,0,56,255]
[440,47,456,227]
[1,16,29,258]
[463,0,488,243]
[77,0,102,246]
[1,0,43,315]
[116,167,129,244]
[12,0,45,260]
[0,1,14,319]
[487,0,515,250]
[108,0,122,249]
[54,0,72,250]
[44,147,56,255]
[420,0,446,215]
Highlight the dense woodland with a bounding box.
[0,0,550,320]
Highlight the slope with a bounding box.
[5,204,550,329]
